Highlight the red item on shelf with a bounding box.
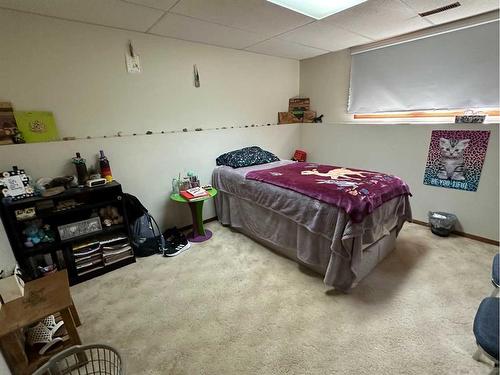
[99,150,113,182]
[292,149,307,162]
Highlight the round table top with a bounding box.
[170,188,218,203]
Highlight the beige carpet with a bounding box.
[71,222,498,375]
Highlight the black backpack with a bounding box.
[123,194,165,257]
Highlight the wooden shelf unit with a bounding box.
[0,181,135,285]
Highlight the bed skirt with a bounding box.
[215,189,400,290]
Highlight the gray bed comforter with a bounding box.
[213,161,412,290]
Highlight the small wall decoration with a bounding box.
[14,111,59,143]
[0,166,35,200]
[193,64,200,88]
[423,130,490,192]
[455,110,486,124]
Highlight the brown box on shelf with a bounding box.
[278,111,316,124]
[288,97,310,111]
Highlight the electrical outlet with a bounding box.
[125,54,142,74]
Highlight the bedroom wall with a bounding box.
[0,9,301,273]
[300,50,500,242]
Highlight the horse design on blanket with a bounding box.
[301,168,367,180]
[246,162,411,223]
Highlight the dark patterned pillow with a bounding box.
[216,146,280,168]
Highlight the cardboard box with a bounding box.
[0,102,17,144]
[0,276,24,305]
[288,98,310,112]
[278,111,316,124]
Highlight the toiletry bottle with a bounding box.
[72,152,88,186]
[99,150,113,182]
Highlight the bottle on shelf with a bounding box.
[99,150,113,182]
[72,152,88,186]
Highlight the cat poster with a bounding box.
[423,130,490,192]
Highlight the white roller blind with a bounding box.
[348,20,500,113]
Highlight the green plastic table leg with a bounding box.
[189,201,205,236]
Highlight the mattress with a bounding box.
[213,161,412,291]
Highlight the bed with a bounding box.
[213,160,412,291]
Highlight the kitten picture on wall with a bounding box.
[437,138,469,181]
[423,130,490,192]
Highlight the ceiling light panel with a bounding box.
[267,0,367,20]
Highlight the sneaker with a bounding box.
[163,227,189,246]
[162,239,191,257]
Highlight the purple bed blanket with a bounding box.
[246,162,411,223]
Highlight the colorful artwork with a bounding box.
[423,130,490,192]
[14,111,59,143]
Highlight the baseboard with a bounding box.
[178,216,218,232]
[411,219,499,246]
[178,217,499,246]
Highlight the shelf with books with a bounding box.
[72,255,135,284]
[0,181,135,285]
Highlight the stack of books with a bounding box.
[73,241,103,276]
[180,187,210,201]
[102,242,133,265]
[72,235,134,275]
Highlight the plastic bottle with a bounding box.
[99,150,113,182]
[72,152,88,186]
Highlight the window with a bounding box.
[348,18,500,117]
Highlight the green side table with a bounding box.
[170,188,218,242]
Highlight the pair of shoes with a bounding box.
[26,315,65,355]
[162,227,191,257]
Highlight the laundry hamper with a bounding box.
[32,344,125,375]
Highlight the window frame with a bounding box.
[353,109,500,121]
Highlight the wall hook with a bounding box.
[128,40,135,57]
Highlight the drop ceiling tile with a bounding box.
[402,0,499,24]
[0,0,163,31]
[322,0,432,40]
[279,21,372,52]
[169,0,314,38]
[123,0,178,11]
[149,13,266,49]
[245,38,329,60]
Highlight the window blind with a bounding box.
[348,20,500,114]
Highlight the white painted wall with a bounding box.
[0,9,301,271]
[301,123,499,240]
[299,50,352,123]
[0,8,298,137]
[300,50,499,241]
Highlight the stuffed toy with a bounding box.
[99,206,124,227]
[23,221,55,247]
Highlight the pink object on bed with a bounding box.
[246,162,411,223]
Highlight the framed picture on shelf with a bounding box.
[58,217,102,241]
[0,167,34,200]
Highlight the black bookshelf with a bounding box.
[0,181,135,285]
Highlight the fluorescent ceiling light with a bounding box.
[267,0,367,20]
